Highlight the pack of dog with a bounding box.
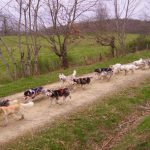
[94,68,113,80]
[59,70,76,84]
[44,88,71,104]
[0,99,10,107]
[94,68,113,73]
[24,86,44,100]
[0,100,34,126]
[120,64,138,75]
[73,77,92,86]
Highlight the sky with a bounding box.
[0,0,149,20]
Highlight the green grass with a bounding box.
[113,110,150,150]
[113,117,150,150]
[0,35,108,73]
[0,34,140,81]
[4,77,150,150]
[0,50,150,98]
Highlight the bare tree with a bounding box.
[16,0,26,76]
[96,35,116,57]
[2,16,8,35]
[32,0,41,74]
[94,2,117,57]
[113,0,140,51]
[40,0,98,68]
[96,3,108,20]
[0,48,13,80]
[0,37,17,79]
[15,0,42,76]
[95,1,109,32]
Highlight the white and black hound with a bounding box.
[73,77,92,87]
[24,87,44,100]
[0,99,10,107]
[44,88,71,104]
[94,68,113,80]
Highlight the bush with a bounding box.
[127,35,150,52]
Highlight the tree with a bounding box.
[15,0,42,76]
[96,35,116,57]
[113,0,140,52]
[40,0,98,69]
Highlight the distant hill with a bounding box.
[78,19,150,34]
[0,18,150,35]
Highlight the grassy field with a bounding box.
[0,34,140,82]
[0,50,150,97]
[4,75,150,150]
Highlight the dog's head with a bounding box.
[24,90,33,100]
[0,99,10,107]
[44,89,53,96]
[94,68,101,73]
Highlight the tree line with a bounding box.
[0,0,149,80]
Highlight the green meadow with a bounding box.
[0,34,139,82]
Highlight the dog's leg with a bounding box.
[108,73,112,81]
[56,97,60,104]
[98,74,101,80]
[17,110,24,120]
[56,100,60,104]
[4,116,8,127]
[3,111,8,127]
[31,94,36,99]
[124,70,127,76]
[12,113,23,120]
[69,95,71,99]
[49,97,53,106]
[63,97,66,103]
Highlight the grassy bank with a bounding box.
[4,77,150,150]
[114,110,150,150]
[0,50,150,97]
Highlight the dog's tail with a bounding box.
[72,70,77,78]
[21,101,34,109]
[88,76,93,79]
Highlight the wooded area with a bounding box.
[0,0,149,80]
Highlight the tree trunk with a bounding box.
[61,42,69,69]
[26,59,31,76]
[34,59,38,74]
[61,55,69,69]
[110,36,116,57]
[20,52,26,76]
[33,47,40,74]
[111,47,115,57]
[0,38,18,79]
[0,49,13,80]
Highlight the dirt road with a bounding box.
[0,70,150,146]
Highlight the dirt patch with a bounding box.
[0,70,150,146]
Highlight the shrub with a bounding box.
[127,34,150,52]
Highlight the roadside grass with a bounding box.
[0,50,150,98]
[113,110,150,149]
[112,117,150,150]
[4,77,150,150]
